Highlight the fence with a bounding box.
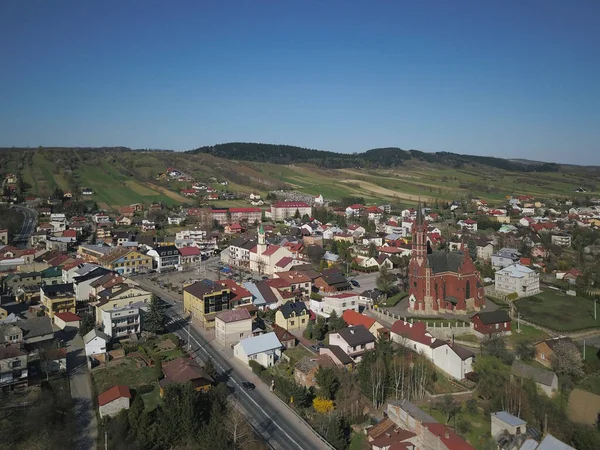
[368,307,473,337]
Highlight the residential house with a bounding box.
[94,285,152,326]
[294,354,335,388]
[115,216,133,227]
[183,279,232,328]
[18,316,55,347]
[146,245,180,271]
[342,309,385,338]
[471,310,512,338]
[53,312,81,330]
[319,345,354,369]
[141,220,155,231]
[84,328,110,358]
[98,248,153,274]
[273,270,312,298]
[491,248,521,270]
[490,411,527,443]
[511,361,558,397]
[551,233,572,247]
[233,332,282,368]
[274,301,309,331]
[40,283,76,319]
[390,320,474,380]
[314,268,351,293]
[0,229,8,246]
[457,219,478,232]
[215,308,253,348]
[494,263,540,297]
[98,385,131,418]
[159,357,214,395]
[367,418,417,450]
[101,303,142,339]
[534,337,577,368]
[0,346,28,390]
[0,324,23,347]
[328,325,375,363]
[215,279,253,308]
[178,246,202,266]
[273,324,296,349]
[311,292,360,318]
[386,400,476,450]
[358,289,385,306]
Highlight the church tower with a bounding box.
[257,224,267,257]
[411,200,428,264]
[408,200,433,313]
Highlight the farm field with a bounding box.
[515,290,600,332]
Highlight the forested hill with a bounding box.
[188,142,561,172]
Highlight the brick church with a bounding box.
[407,203,484,315]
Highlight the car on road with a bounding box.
[310,342,325,353]
[350,279,360,287]
[241,381,255,390]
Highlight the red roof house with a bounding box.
[98,385,131,418]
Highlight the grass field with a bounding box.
[515,290,600,332]
[508,323,550,344]
[92,358,158,392]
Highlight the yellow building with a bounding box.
[98,248,154,275]
[275,302,309,331]
[183,280,231,328]
[40,283,76,319]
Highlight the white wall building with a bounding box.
[83,329,110,357]
[233,332,282,368]
[494,263,540,297]
[215,308,253,348]
[100,304,142,339]
[311,292,360,318]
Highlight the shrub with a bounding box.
[249,360,266,375]
[313,397,334,414]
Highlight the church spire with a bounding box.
[416,198,423,226]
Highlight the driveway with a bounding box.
[65,329,98,450]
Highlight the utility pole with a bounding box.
[595,299,597,321]
[583,339,586,359]
[105,430,108,450]
[188,312,193,351]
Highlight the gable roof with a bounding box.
[323,344,353,365]
[472,310,511,325]
[54,312,82,323]
[184,279,228,298]
[426,251,465,273]
[391,320,437,347]
[178,246,201,257]
[238,332,282,356]
[161,357,213,384]
[272,324,295,343]
[84,328,110,345]
[342,309,376,330]
[424,423,476,450]
[279,301,308,319]
[511,361,557,387]
[538,336,575,350]
[336,325,375,346]
[98,385,131,407]
[215,308,251,324]
[0,346,26,360]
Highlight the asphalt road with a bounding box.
[10,205,37,248]
[136,279,331,450]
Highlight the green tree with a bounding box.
[294,209,301,219]
[78,313,95,337]
[315,367,340,400]
[204,358,217,380]
[473,355,509,401]
[436,394,459,424]
[313,316,328,341]
[467,238,477,261]
[515,340,536,361]
[368,242,377,258]
[143,295,165,335]
[318,413,350,450]
[330,239,339,254]
[376,266,396,295]
[328,310,346,332]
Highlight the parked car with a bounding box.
[241,381,255,390]
[350,279,360,287]
[310,342,325,353]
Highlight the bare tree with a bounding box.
[390,354,406,400]
[370,355,387,408]
[226,399,258,449]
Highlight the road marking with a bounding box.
[167,309,306,450]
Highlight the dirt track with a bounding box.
[339,179,433,202]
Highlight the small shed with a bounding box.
[53,312,82,330]
[98,385,131,418]
[84,328,110,359]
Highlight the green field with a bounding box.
[515,290,600,332]
[508,323,550,344]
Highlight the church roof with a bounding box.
[426,251,465,273]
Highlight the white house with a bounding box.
[50,214,67,233]
[457,219,477,232]
[311,292,360,318]
[83,328,110,357]
[494,263,540,297]
[233,332,282,368]
[167,216,185,226]
[146,245,181,271]
[100,304,142,339]
[390,320,474,380]
[53,312,81,330]
[328,325,376,363]
[314,194,324,205]
[98,385,131,419]
[491,248,521,270]
[215,308,253,348]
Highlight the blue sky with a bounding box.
[1,0,599,164]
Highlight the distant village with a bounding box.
[2,168,600,450]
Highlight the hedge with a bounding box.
[249,360,266,375]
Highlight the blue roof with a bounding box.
[493,411,526,427]
[238,332,281,356]
[243,282,266,307]
[537,434,575,450]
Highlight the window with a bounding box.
[541,353,545,360]
[301,319,306,324]
[240,333,244,337]
[495,324,499,329]
[290,321,295,326]
[12,360,22,368]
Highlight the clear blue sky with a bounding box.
[1,0,599,164]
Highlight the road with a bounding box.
[63,328,98,450]
[10,205,37,248]
[135,278,331,450]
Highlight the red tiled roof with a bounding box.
[272,201,310,208]
[54,312,82,322]
[215,279,253,301]
[262,245,282,257]
[267,278,291,289]
[424,423,476,450]
[275,256,294,268]
[365,206,383,213]
[63,229,77,238]
[348,204,364,209]
[178,246,201,257]
[229,207,262,213]
[342,310,376,330]
[391,320,438,346]
[98,385,131,407]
